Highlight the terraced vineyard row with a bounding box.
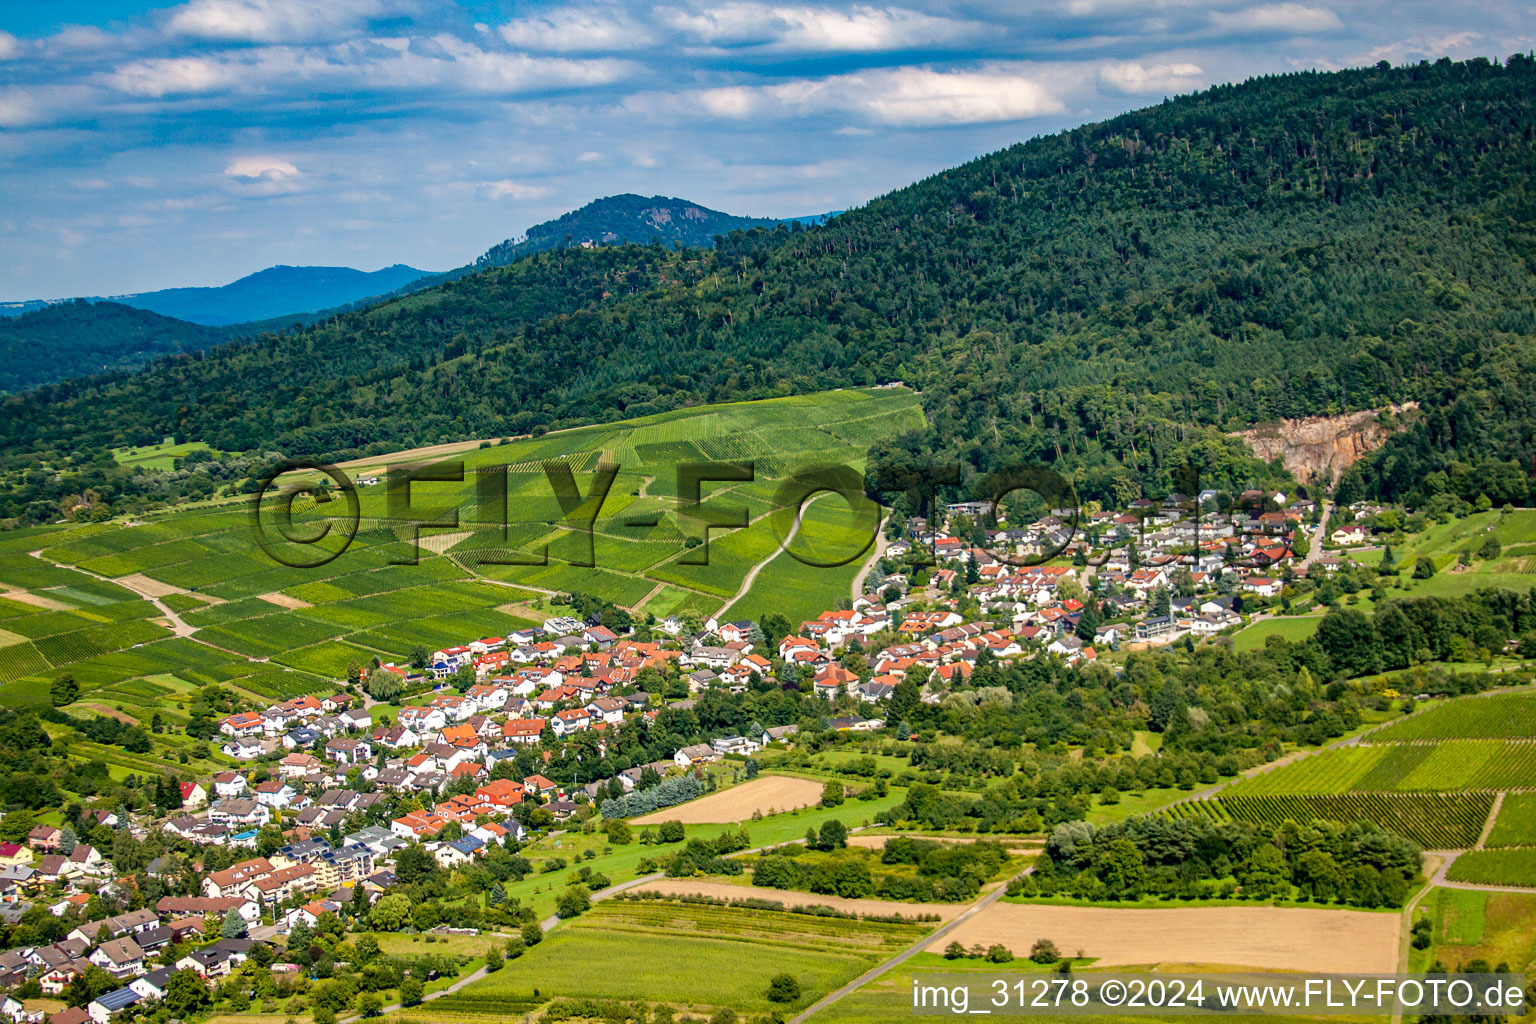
[1373,692,1536,741]
[1226,740,1536,795]
[1167,792,1495,849]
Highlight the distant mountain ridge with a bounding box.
[0,196,828,330]
[116,263,436,325]
[0,264,437,327]
[0,194,831,391]
[473,194,832,268]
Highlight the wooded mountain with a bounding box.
[0,302,223,394]
[472,194,828,268]
[4,56,1535,523]
[0,198,822,394]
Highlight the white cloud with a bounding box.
[1353,31,1481,66]
[862,67,1063,124]
[500,10,658,51]
[225,156,300,180]
[105,37,630,101]
[423,178,553,201]
[483,179,552,200]
[387,42,630,94]
[108,56,238,97]
[0,89,39,127]
[1210,3,1343,35]
[1099,60,1205,95]
[224,157,303,195]
[45,25,121,53]
[658,3,986,53]
[165,0,402,44]
[0,30,20,60]
[682,65,1063,127]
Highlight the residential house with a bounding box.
[673,744,718,767]
[89,937,144,977]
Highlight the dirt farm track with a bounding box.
[632,878,968,921]
[632,775,824,824]
[933,903,1401,972]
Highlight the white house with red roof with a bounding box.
[219,712,264,738]
[551,708,592,737]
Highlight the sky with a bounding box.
[0,1,1531,299]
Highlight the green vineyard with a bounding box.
[1486,793,1536,848]
[1372,692,1536,741]
[1444,849,1536,888]
[1167,792,1495,849]
[1223,740,1536,795]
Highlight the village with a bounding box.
[0,488,1381,1024]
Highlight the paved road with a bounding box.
[849,515,890,601]
[788,863,1036,1024]
[1297,502,1333,572]
[712,492,828,619]
[337,960,493,1023]
[337,823,902,1024]
[1422,849,1536,895]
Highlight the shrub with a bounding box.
[555,884,591,919]
[987,944,1014,963]
[767,973,802,1003]
[1030,938,1061,964]
[399,977,423,1006]
[944,941,966,960]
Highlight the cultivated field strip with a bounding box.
[1168,792,1495,849]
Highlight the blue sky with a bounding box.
[1,0,1530,299]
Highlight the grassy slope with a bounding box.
[1409,888,1536,972]
[434,899,927,1014]
[1232,510,1536,649]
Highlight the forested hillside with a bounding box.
[0,301,223,394]
[473,193,821,267]
[3,56,1535,523]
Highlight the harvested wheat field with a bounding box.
[932,903,1399,972]
[417,531,471,555]
[633,879,965,921]
[118,573,223,604]
[632,774,824,824]
[119,573,187,599]
[0,588,71,611]
[258,592,312,609]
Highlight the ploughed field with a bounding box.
[632,774,826,824]
[932,903,1401,972]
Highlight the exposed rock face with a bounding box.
[1233,403,1417,485]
